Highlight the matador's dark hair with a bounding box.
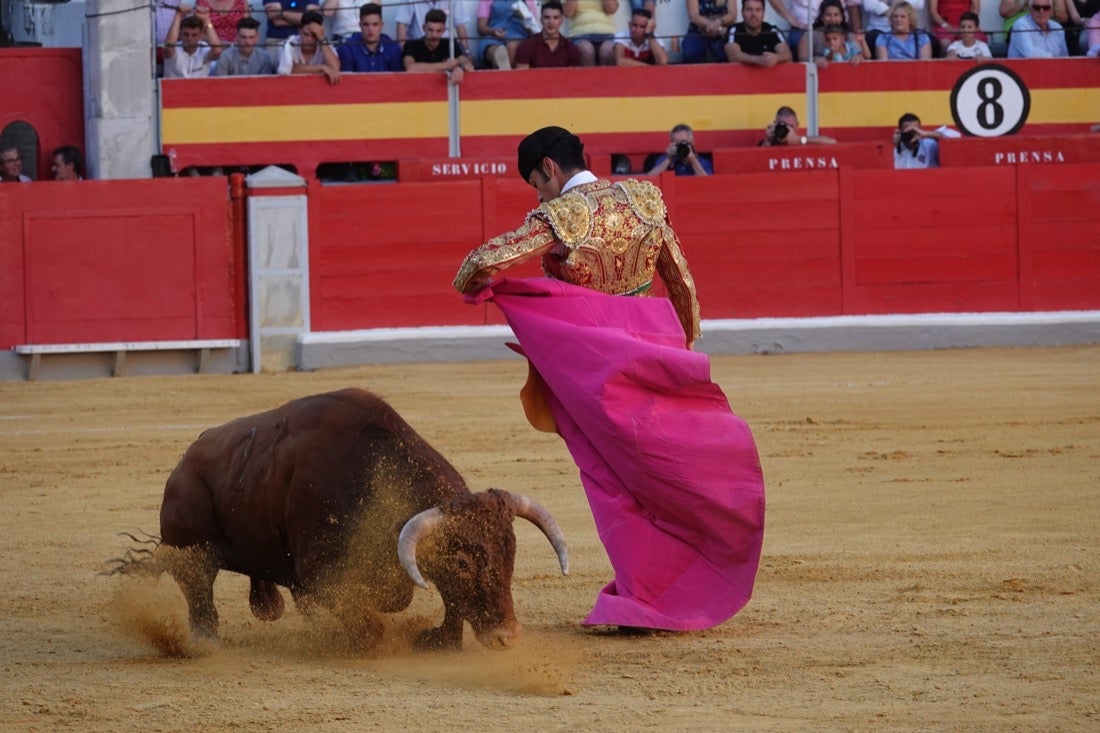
[517,126,586,182]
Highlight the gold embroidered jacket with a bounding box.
[453,178,701,342]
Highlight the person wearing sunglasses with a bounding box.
[1008,0,1071,56]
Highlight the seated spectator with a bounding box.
[822,23,870,62]
[893,112,942,169]
[1087,12,1100,56]
[403,9,475,84]
[514,1,583,68]
[646,124,713,176]
[1,146,31,182]
[726,0,793,66]
[564,0,619,66]
[759,106,838,146]
[945,11,994,56]
[477,0,540,69]
[800,0,863,65]
[768,0,814,55]
[338,3,403,72]
[214,17,276,75]
[265,0,319,64]
[683,0,739,63]
[164,6,224,78]
[322,0,361,42]
[278,10,342,84]
[874,1,933,59]
[397,0,472,49]
[50,146,84,181]
[196,0,250,45]
[862,0,925,52]
[614,8,669,65]
[1009,0,1070,55]
[632,0,659,36]
[929,0,986,50]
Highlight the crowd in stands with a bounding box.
[153,0,1100,80]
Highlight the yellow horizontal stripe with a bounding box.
[162,102,451,144]
[163,88,1100,145]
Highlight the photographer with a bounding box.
[893,112,942,169]
[647,124,713,176]
[758,106,838,147]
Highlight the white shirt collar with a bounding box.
[562,170,597,194]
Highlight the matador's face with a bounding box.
[527,161,563,204]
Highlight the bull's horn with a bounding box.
[397,507,444,589]
[510,494,570,576]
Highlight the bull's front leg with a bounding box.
[414,606,464,651]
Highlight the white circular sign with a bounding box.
[950,65,1031,138]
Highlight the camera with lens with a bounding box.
[897,129,919,154]
[675,140,693,160]
[771,121,790,144]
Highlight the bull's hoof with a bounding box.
[413,627,462,651]
[186,624,220,657]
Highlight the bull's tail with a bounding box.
[101,530,164,577]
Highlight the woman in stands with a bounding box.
[875,0,934,58]
[477,0,540,69]
[799,0,869,64]
[196,0,250,44]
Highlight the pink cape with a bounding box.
[466,278,765,630]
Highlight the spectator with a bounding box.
[875,1,933,59]
[265,0,319,62]
[929,0,985,50]
[1009,0,1070,54]
[767,0,818,53]
[322,0,366,42]
[164,6,224,78]
[893,112,941,169]
[476,0,540,69]
[278,9,342,83]
[338,3,403,71]
[863,0,925,52]
[646,124,713,176]
[759,106,838,146]
[396,0,471,49]
[799,0,867,64]
[564,0,619,66]
[1087,11,1100,56]
[945,11,994,55]
[614,8,670,65]
[683,0,739,63]
[726,0,794,66]
[1,146,31,182]
[196,0,249,45]
[50,146,84,181]
[823,22,870,61]
[632,0,659,36]
[213,17,276,75]
[403,9,475,84]
[514,1,583,68]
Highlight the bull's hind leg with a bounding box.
[161,544,221,643]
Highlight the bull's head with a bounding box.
[396,489,569,650]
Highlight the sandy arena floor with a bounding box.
[0,346,1097,732]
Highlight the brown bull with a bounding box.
[158,388,568,651]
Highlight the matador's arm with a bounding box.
[453,214,558,294]
[655,222,702,344]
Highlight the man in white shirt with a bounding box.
[163,5,223,79]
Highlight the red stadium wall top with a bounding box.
[160,60,1100,178]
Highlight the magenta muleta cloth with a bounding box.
[465,277,765,630]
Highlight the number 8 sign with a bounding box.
[950,64,1031,137]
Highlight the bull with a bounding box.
[157,388,568,651]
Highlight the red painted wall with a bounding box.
[0,178,243,348]
[2,166,1097,351]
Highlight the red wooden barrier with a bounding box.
[0,178,242,348]
[712,142,893,174]
[940,134,1100,167]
